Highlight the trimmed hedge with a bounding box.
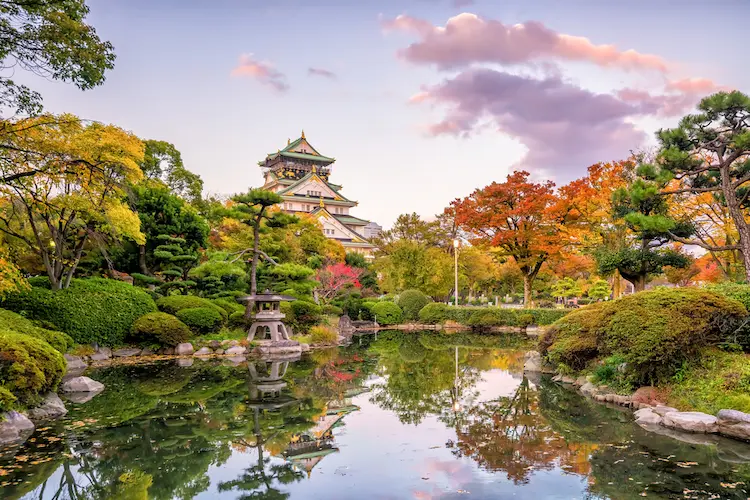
[540,288,747,384]
[417,303,569,327]
[0,331,66,410]
[1,278,157,346]
[212,298,244,315]
[371,301,403,325]
[707,282,750,310]
[176,307,224,333]
[281,300,322,334]
[130,312,192,346]
[0,308,73,353]
[397,289,432,321]
[156,295,228,321]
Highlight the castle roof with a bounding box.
[258,131,335,165]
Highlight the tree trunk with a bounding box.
[139,244,149,275]
[523,275,534,309]
[251,223,260,296]
[719,164,750,282]
[633,275,646,292]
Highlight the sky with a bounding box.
[16,0,750,228]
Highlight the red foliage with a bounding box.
[315,262,363,302]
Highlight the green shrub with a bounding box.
[0,309,73,353]
[322,304,344,316]
[360,301,378,321]
[0,331,66,409]
[309,325,338,345]
[418,303,450,324]
[707,282,750,310]
[0,386,17,411]
[517,313,535,328]
[228,310,247,328]
[281,300,322,334]
[397,289,432,321]
[1,278,157,346]
[175,307,224,333]
[130,312,192,347]
[371,302,403,325]
[156,295,228,320]
[212,298,244,315]
[467,308,518,329]
[541,288,747,384]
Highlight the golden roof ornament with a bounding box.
[319,197,324,207]
[301,129,305,139]
[287,138,290,145]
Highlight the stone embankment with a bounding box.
[523,350,750,444]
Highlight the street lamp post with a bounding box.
[453,239,459,307]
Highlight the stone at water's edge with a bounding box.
[113,348,142,358]
[631,386,666,406]
[208,340,222,349]
[215,348,225,355]
[662,411,718,434]
[220,339,239,347]
[0,411,35,446]
[61,376,105,394]
[300,343,310,352]
[27,393,67,422]
[653,405,679,416]
[579,382,598,396]
[90,347,112,361]
[175,343,194,355]
[193,347,213,356]
[64,354,87,372]
[634,407,663,426]
[225,346,246,355]
[717,409,750,441]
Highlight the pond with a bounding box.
[2,331,750,499]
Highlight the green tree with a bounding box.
[0,0,115,117]
[587,279,611,301]
[139,140,203,204]
[595,178,692,291]
[644,91,750,281]
[375,240,454,298]
[229,189,297,295]
[551,277,582,301]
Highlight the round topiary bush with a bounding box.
[130,312,192,346]
[175,307,224,333]
[371,301,403,325]
[397,289,432,321]
[418,303,449,324]
[1,278,157,346]
[0,330,66,409]
[281,300,322,333]
[156,295,228,321]
[321,304,344,317]
[212,298,244,315]
[541,288,747,383]
[0,308,74,353]
[228,310,248,328]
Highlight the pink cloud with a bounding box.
[382,13,668,72]
[230,54,289,92]
[417,69,647,180]
[308,67,337,79]
[617,77,731,116]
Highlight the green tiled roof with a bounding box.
[268,151,335,163]
[277,172,354,203]
[334,214,370,226]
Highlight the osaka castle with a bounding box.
[259,131,380,257]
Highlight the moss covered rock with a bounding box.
[0,331,66,409]
[130,312,192,347]
[541,288,747,384]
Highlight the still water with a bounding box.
[2,331,750,499]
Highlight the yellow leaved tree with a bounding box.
[0,114,145,289]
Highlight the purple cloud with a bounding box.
[308,67,337,79]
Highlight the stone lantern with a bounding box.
[239,289,296,342]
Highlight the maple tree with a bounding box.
[0,114,144,289]
[315,262,363,303]
[451,170,567,307]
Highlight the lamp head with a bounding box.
[453,239,459,248]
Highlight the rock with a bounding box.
[574,376,588,387]
[89,347,112,361]
[221,340,239,347]
[552,374,563,382]
[113,348,141,358]
[27,393,67,421]
[632,386,666,407]
[662,411,718,434]
[717,409,750,441]
[653,405,679,416]
[176,358,193,367]
[64,354,87,372]
[61,376,105,393]
[253,340,302,356]
[225,346,247,355]
[161,347,175,355]
[634,408,663,426]
[580,382,598,396]
[523,351,543,372]
[0,411,35,445]
[193,347,213,357]
[214,349,225,355]
[594,394,606,402]
[300,343,311,353]
[613,395,631,406]
[175,343,194,355]
[208,340,222,349]
[140,347,155,356]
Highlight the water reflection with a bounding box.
[2,331,750,499]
